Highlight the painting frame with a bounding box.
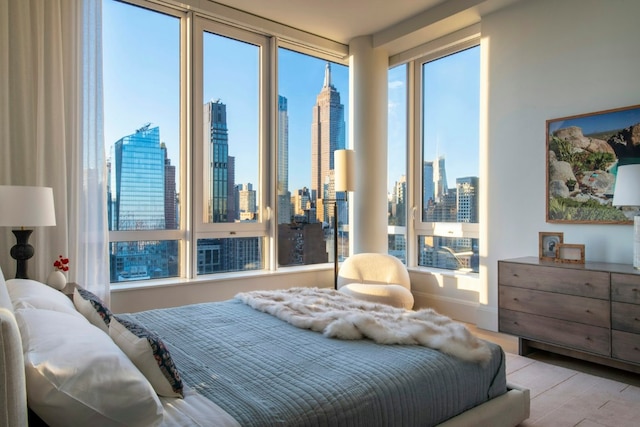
[546,104,640,224]
[539,232,564,261]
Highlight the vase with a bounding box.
[47,270,67,291]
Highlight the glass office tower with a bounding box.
[109,124,173,281]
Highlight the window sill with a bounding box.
[110,263,332,293]
[407,266,479,280]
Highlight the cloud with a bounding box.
[388,80,404,90]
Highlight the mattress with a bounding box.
[122,298,507,426]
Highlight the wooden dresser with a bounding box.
[498,257,640,373]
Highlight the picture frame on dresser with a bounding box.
[538,231,563,261]
[555,243,585,264]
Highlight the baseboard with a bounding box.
[412,291,479,324]
[476,305,499,331]
[413,291,499,330]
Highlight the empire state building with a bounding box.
[311,62,346,223]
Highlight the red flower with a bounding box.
[53,255,70,272]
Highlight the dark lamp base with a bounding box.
[9,229,35,279]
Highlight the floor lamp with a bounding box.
[0,186,56,279]
[326,149,355,289]
[612,163,640,269]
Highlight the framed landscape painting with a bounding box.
[546,104,640,224]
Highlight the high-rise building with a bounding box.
[456,176,479,223]
[204,100,229,223]
[311,62,346,223]
[277,95,292,224]
[237,183,256,221]
[391,175,407,227]
[162,143,177,230]
[110,124,165,231]
[108,124,172,281]
[423,160,435,212]
[434,156,448,202]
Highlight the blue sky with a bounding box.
[103,0,479,195]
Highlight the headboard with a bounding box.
[0,266,28,427]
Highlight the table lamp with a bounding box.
[0,185,56,278]
[612,164,640,269]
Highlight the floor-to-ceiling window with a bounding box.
[103,0,182,282]
[276,47,350,268]
[415,45,480,272]
[387,64,408,264]
[194,23,268,275]
[103,0,349,283]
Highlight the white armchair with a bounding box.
[337,253,414,309]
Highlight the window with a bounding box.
[104,0,349,283]
[194,22,268,275]
[103,0,182,282]
[415,46,480,272]
[276,47,350,267]
[387,64,408,264]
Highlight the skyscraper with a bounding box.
[162,143,177,230]
[108,124,173,281]
[311,62,346,223]
[110,124,165,231]
[277,95,292,224]
[204,100,229,223]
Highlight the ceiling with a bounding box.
[208,0,521,55]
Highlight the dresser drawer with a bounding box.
[612,330,640,364]
[611,273,640,304]
[499,309,610,356]
[499,262,609,299]
[499,286,610,327]
[612,301,640,334]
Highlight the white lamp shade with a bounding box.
[334,149,355,192]
[0,186,56,227]
[612,164,640,207]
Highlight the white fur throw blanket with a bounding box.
[236,287,491,364]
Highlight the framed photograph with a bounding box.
[539,232,564,261]
[546,104,640,224]
[555,243,585,264]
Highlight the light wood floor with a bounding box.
[469,326,640,427]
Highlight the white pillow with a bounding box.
[110,316,184,398]
[15,309,163,427]
[0,265,12,313]
[73,287,112,333]
[7,279,84,319]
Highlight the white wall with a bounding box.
[481,0,640,328]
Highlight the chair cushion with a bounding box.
[339,283,414,309]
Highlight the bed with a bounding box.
[0,267,529,427]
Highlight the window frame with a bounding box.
[192,17,272,276]
[107,0,351,285]
[105,0,189,279]
[409,38,481,272]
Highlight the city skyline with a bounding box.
[103,0,478,198]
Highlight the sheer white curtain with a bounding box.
[0,0,109,302]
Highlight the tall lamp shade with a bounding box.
[612,164,640,269]
[334,149,355,192]
[0,186,56,278]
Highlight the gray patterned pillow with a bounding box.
[73,287,112,333]
[109,315,184,398]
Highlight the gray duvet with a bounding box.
[122,298,507,427]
